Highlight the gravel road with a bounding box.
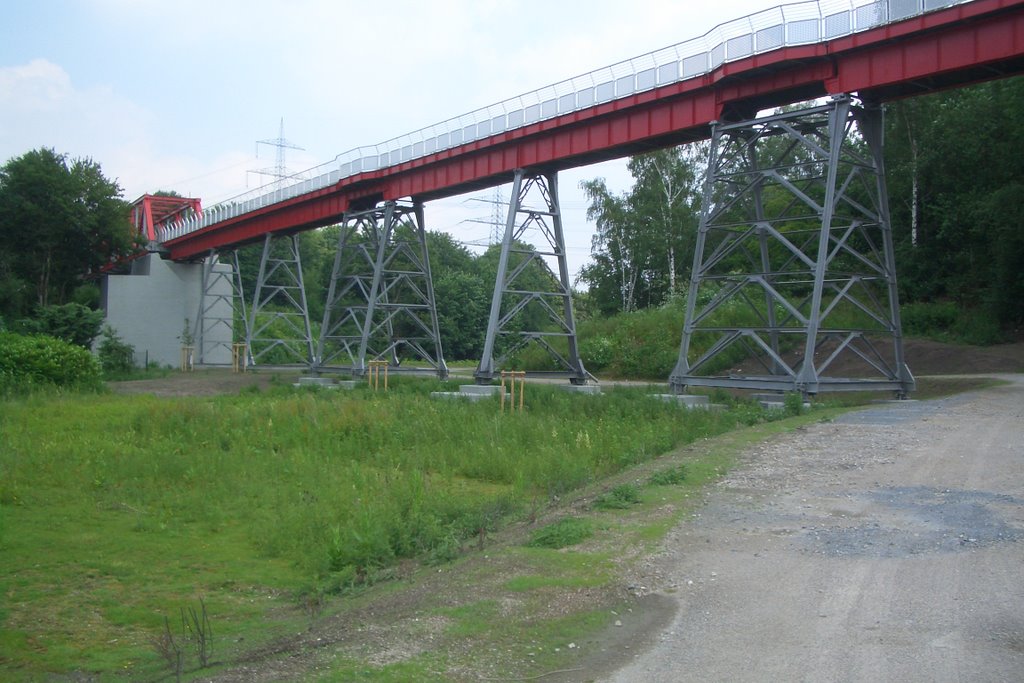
[605,376,1024,682]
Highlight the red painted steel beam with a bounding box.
[164,0,1024,261]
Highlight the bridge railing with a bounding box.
[158,0,969,243]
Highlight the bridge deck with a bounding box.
[160,0,1024,261]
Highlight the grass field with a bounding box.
[0,377,786,680]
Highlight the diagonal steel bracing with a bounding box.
[194,249,248,365]
[247,233,315,367]
[671,96,914,397]
[316,201,447,378]
[475,169,588,385]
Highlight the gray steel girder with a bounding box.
[194,249,248,365]
[316,200,447,379]
[475,169,588,385]
[670,96,914,397]
[247,233,316,367]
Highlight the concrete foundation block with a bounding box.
[560,384,602,395]
[431,391,498,402]
[458,384,504,396]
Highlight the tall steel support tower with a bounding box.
[247,233,315,367]
[671,96,914,397]
[316,201,447,378]
[194,249,248,365]
[475,169,588,385]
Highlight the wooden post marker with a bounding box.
[500,370,526,413]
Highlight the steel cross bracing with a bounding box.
[194,250,248,365]
[247,234,316,367]
[316,201,448,378]
[475,170,588,385]
[671,96,914,397]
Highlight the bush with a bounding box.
[593,483,641,510]
[0,332,102,392]
[19,303,104,349]
[527,518,593,549]
[901,301,959,338]
[97,325,135,376]
[647,465,688,486]
[950,308,1005,346]
[783,391,805,416]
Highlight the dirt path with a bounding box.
[602,376,1024,682]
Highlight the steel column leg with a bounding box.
[246,233,315,368]
[194,249,240,366]
[474,168,587,384]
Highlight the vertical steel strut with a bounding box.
[671,96,914,397]
[194,249,248,365]
[475,169,588,385]
[246,233,315,367]
[317,200,447,378]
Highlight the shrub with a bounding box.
[647,465,688,486]
[783,391,805,416]
[19,303,104,349]
[527,518,593,549]
[900,301,1005,345]
[579,335,615,371]
[0,332,102,392]
[97,325,136,376]
[901,301,959,338]
[593,483,641,510]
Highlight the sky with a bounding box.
[1,0,781,279]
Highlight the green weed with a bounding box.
[647,464,688,486]
[593,483,642,510]
[0,380,787,678]
[527,518,593,549]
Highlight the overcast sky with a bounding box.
[1,0,780,278]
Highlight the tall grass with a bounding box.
[0,380,774,676]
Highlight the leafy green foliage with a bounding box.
[527,518,593,549]
[0,332,101,392]
[97,325,136,376]
[0,376,793,676]
[592,483,641,510]
[17,302,103,349]
[647,464,688,486]
[783,392,805,417]
[0,148,135,316]
[886,78,1024,334]
[579,146,705,315]
[901,301,1005,346]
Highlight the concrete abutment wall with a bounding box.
[101,254,232,368]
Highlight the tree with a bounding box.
[0,148,135,317]
[884,77,1024,330]
[579,145,704,315]
[427,232,491,360]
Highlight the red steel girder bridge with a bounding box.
[156,0,1024,260]
[123,0,1024,392]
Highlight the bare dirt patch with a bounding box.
[107,368,299,397]
[732,338,1024,378]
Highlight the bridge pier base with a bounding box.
[670,96,914,398]
[474,169,588,385]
